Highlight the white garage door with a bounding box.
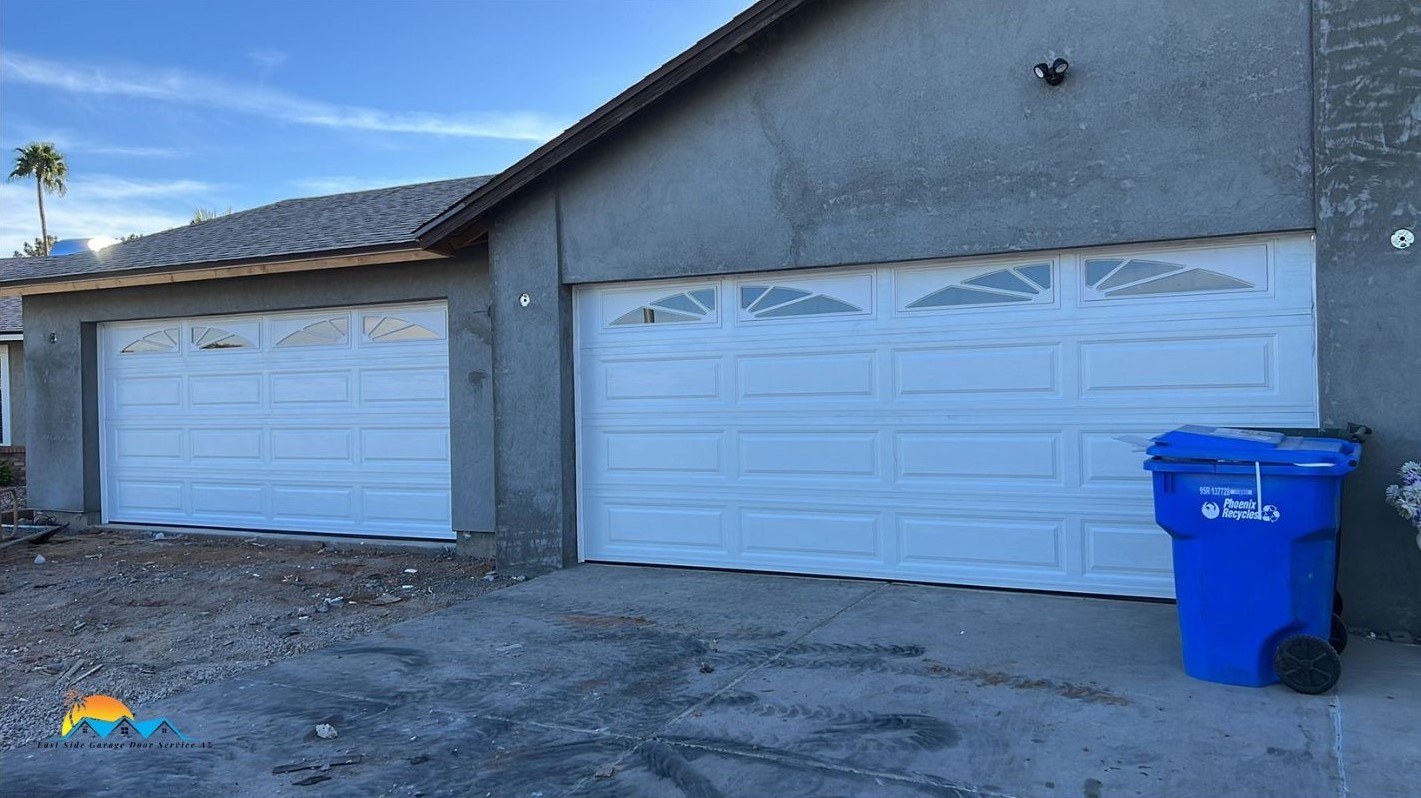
[575,235,1317,597]
[101,301,452,539]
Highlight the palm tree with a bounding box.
[7,142,69,256]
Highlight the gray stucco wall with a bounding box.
[488,193,578,570]
[21,253,494,539]
[555,0,1314,283]
[5,340,25,447]
[1314,0,1421,633]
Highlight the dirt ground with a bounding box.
[0,528,509,749]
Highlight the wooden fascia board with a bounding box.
[0,247,445,297]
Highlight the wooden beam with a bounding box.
[0,248,446,297]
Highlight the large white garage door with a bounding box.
[101,301,452,539]
[575,235,1317,597]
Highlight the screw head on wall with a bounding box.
[1392,229,1415,250]
[518,293,532,307]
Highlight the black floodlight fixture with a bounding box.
[1033,58,1070,86]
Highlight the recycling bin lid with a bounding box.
[1146,425,1360,468]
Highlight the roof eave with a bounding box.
[414,0,812,248]
[0,243,444,297]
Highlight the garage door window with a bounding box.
[274,316,349,348]
[905,263,1053,310]
[119,327,180,354]
[191,325,256,350]
[610,290,717,326]
[739,285,862,318]
[362,312,445,342]
[1083,258,1256,299]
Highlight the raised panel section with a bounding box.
[364,489,451,523]
[742,509,879,558]
[113,481,184,513]
[895,345,1058,396]
[604,432,723,474]
[113,429,182,460]
[899,516,1063,569]
[1082,522,1174,578]
[271,373,350,405]
[602,358,720,400]
[189,375,262,406]
[271,429,352,462]
[1081,433,1157,487]
[191,484,264,517]
[739,432,878,477]
[1081,336,1274,393]
[602,504,724,548]
[113,377,181,408]
[738,352,875,398]
[897,433,1060,481]
[190,429,262,461]
[272,487,355,521]
[361,370,448,403]
[363,428,449,462]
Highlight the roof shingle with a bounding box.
[0,175,490,287]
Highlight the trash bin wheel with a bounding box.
[1330,614,1348,654]
[1275,635,1341,694]
[1333,589,1344,616]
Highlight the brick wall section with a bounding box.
[0,445,26,487]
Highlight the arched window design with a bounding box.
[905,263,1052,309]
[1083,258,1254,299]
[191,326,255,350]
[739,285,862,318]
[610,289,717,326]
[363,315,442,342]
[275,317,348,347]
[120,328,180,354]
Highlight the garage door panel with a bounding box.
[102,302,452,540]
[737,352,877,399]
[741,508,881,559]
[189,374,262,406]
[578,235,1316,596]
[271,372,351,405]
[601,356,723,401]
[597,502,727,549]
[1081,521,1176,580]
[897,515,1065,570]
[896,432,1062,483]
[738,432,879,478]
[600,430,725,474]
[894,344,1061,397]
[271,428,353,462]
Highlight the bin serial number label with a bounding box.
[1198,487,1254,497]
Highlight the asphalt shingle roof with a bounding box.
[0,175,490,287]
[0,297,20,333]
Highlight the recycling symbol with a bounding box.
[1261,505,1281,522]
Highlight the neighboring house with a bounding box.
[0,297,23,452]
[0,0,1416,632]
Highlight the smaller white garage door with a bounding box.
[101,301,452,539]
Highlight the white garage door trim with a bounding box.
[99,301,453,540]
[573,234,1318,597]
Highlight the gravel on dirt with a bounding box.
[1,528,508,748]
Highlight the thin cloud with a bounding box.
[0,176,210,253]
[2,52,568,142]
[247,47,289,76]
[291,175,444,196]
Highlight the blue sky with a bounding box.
[0,0,749,254]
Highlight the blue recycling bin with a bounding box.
[1144,426,1361,691]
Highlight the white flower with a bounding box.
[1386,462,1421,541]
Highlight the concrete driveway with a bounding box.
[6,564,1418,797]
